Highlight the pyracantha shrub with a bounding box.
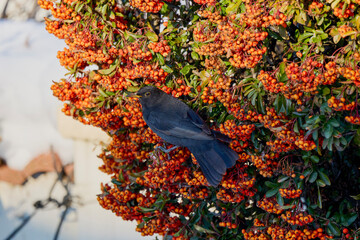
[40,0,360,239]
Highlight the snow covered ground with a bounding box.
[0,19,74,169]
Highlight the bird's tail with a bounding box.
[188,141,238,186]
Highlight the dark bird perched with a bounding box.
[132,85,238,186]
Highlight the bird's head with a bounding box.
[130,86,165,108]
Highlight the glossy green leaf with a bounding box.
[180,65,193,75]
[327,221,341,236]
[318,171,331,186]
[194,225,216,234]
[266,188,279,198]
[146,31,159,42]
[309,171,318,183]
[310,155,320,163]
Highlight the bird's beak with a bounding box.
[126,92,141,98]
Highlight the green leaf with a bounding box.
[327,221,341,236]
[317,185,322,209]
[265,181,279,188]
[303,168,312,177]
[142,216,156,222]
[157,53,165,65]
[294,121,299,133]
[329,119,340,127]
[191,51,200,60]
[343,213,357,227]
[277,176,289,183]
[193,225,216,234]
[310,155,320,163]
[298,32,313,42]
[180,65,193,75]
[276,193,284,206]
[138,206,156,213]
[267,29,283,40]
[226,1,241,14]
[312,129,318,141]
[145,31,159,42]
[318,171,331,186]
[350,193,360,200]
[161,65,173,73]
[266,188,279,198]
[75,2,85,12]
[127,86,140,92]
[98,63,117,75]
[279,62,286,74]
[316,179,326,187]
[99,88,109,97]
[322,123,333,139]
[309,171,318,183]
[322,87,330,95]
[137,222,145,229]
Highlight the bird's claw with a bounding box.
[154,145,179,160]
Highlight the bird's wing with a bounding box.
[146,108,214,141]
[186,108,212,135]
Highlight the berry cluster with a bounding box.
[249,155,277,177]
[228,107,260,122]
[266,226,330,240]
[280,211,314,226]
[160,84,191,98]
[345,116,360,125]
[220,161,256,191]
[322,61,338,85]
[148,40,171,57]
[308,1,324,12]
[123,43,153,63]
[240,5,286,28]
[257,197,283,214]
[279,188,302,199]
[218,221,237,229]
[259,59,336,105]
[51,77,95,111]
[338,25,355,38]
[197,10,227,24]
[193,27,212,42]
[242,229,268,240]
[130,0,165,13]
[258,108,286,130]
[38,0,74,20]
[216,188,246,203]
[194,1,286,70]
[327,96,356,111]
[179,186,209,200]
[294,135,317,151]
[204,57,224,70]
[219,120,255,142]
[258,70,284,93]
[259,109,316,152]
[354,52,360,62]
[193,0,216,6]
[143,148,190,189]
[333,3,355,18]
[337,66,360,86]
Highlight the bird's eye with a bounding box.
[145,92,151,97]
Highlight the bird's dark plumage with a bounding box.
[136,86,238,186]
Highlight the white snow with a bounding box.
[0,19,74,169]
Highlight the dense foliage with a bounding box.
[39,0,360,239]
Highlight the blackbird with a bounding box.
[133,86,238,186]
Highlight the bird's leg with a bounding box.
[155,144,179,160]
[156,145,179,153]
